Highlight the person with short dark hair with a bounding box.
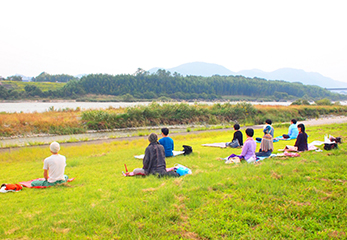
[226,123,243,148]
[227,128,256,163]
[133,133,167,175]
[256,119,274,142]
[159,127,174,157]
[265,119,274,138]
[283,119,298,139]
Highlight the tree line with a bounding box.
[0,69,345,101]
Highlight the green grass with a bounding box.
[1,124,346,239]
[2,80,65,92]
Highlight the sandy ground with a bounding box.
[1,116,346,153]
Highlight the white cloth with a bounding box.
[43,154,66,183]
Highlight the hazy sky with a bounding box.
[1,0,346,82]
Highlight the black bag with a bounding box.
[182,145,193,155]
[324,143,338,150]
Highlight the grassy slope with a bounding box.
[1,80,65,92]
[0,124,346,239]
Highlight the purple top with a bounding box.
[240,138,256,160]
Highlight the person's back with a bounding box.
[233,130,243,146]
[288,123,299,139]
[283,119,298,139]
[159,137,174,157]
[143,142,167,175]
[44,154,66,183]
[240,128,256,162]
[31,141,68,187]
[159,127,174,157]
[265,119,274,138]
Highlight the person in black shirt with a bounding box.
[226,124,243,148]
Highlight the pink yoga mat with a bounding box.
[19,178,75,188]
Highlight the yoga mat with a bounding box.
[201,142,227,148]
[134,150,185,159]
[19,178,75,188]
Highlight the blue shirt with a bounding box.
[159,137,174,157]
[288,124,299,139]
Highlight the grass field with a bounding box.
[1,80,65,92]
[1,124,346,239]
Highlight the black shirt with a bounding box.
[232,130,243,146]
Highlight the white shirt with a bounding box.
[43,154,66,183]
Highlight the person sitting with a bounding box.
[255,125,274,157]
[283,119,299,139]
[31,142,68,187]
[265,119,274,138]
[256,119,274,142]
[227,128,256,163]
[226,123,243,148]
[284,123,308,152]
[158,127,174,157]
[133,133,167,175]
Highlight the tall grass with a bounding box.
[0,110,85,137]
[82,102,347,130]
[0,124,346,239]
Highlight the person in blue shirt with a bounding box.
[283,119,299,139]
[159,127,174,157]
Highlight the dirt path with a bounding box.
[1,116,346,153]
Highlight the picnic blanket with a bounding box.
[202,142,227,148]
[19,178,75,188]
[123,167,175,177]
[134,150,185,159]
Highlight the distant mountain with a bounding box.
[148,62,347,89]
[149,62,235,76]
[237,68,347,88]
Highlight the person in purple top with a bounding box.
[227,128,257,163]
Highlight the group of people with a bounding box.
[33,128,176,186]
[226,118,308,163]
[32,119,310,185]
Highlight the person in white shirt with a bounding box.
[31,142,68,187]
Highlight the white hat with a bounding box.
[50,142,60,153]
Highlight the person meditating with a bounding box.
[226,123,243,148]
[283,119,299,139]
[227,128,256,163]
[31,141,68,187]
[159,127,174,157]
[284,123,308,152]
[133,133,167,176]
[256,125,274,157]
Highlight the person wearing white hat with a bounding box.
[31,141,68,187]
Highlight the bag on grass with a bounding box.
[182,145,193,155]
[174,164,192,176]
[324,143,338,150]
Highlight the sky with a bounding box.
[1,0,346,82]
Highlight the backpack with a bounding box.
[324,143,338,150]
[182,145,193,155]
